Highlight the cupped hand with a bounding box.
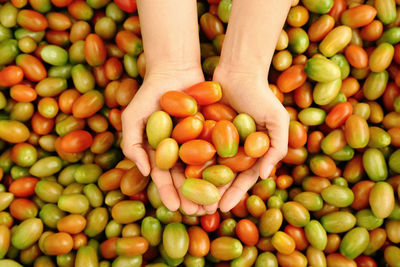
[213,66,290,212]
[122,66,206,214]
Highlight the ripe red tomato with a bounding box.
[114,0,137,13]
[59,130,93,153]
[200,211,220,232]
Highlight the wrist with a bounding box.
[146,60,202,76]
[213,64,268,83]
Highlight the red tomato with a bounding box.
[0,66,24,87]
[100,237,119,259]
[8,177,39,197]
[59,130,93,153]
[114,0,137,13]
[200,211,220,232]
[236,219,259,246]
[84,34,107,67]
[354,256,377,267]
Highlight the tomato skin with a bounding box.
[217,147,257,172]
[185,157,216,178]
[185,81,222,105]
[310,154,337,178]
[354,255,377,267]
[198,120,217,143]
[325,102,353,129]
[350,180,375,210]
[58,89,81,114]
[0,66,24,87]
[100,237,118,259]
[212,120,239,158]
[284,225,308,251]
[10,84,37,103]
[59,130,93,153]
[17,10,48,32]
[345,45,369,69]
[114,0,137,13]
[288,121,307,148]
[235,219,259,246]
[328,0,346,23]
[200,211,220,232]
[202,103,237,121]
[179,140,216,165]
[277,64,307,93]
[16,54,47,82]
[160,91,198,118]
[84,34,107,67]
[294,82,313,108]
[360,20,383,42]
[188,226,210,257]
[8,177,39,198]
[172,116,204,144]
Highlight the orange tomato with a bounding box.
[340,77,360,98]
[325,102,353,129]
[185,157,216,178]
[284,225,308,251]
[360,20,383,41]
[160,91,198,118]
[43,232,73,255]
[185,81,222,105]
[59,130,93,153]
[0,66,24,87]
[188,226,210,257]
[198,120,217,143]
[351,180,375,210]
[202,103,237,121]
[8,177,38,198]
[345,45,368,68]
[288,121,307,148]
[244,132,270,158]
[57,214,87,234]
[217,147,257,172]
[277,64,307,93]
[172,116,204,144]
[179,140,216,165]
[236,219,259,246]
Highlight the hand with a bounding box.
[213,66,290,212]
[122,66,206,214]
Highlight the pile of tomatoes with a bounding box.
[0,0,400,266]
[147,82,270,205]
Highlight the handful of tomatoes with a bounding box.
[146,81,270,205]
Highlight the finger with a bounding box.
[259,114,289,179]
[219,162,261,213]
[203,180,233,214]
[121,108,151,176]
[145,145,180,211]
[196,206,207,216]
[171,163,200,215]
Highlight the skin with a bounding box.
[122,0,291,215]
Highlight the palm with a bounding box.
[122,70,207,214]
[213,69,290,212]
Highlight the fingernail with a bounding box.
[262,165,273,179]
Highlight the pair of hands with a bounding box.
[121,64,289,215]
